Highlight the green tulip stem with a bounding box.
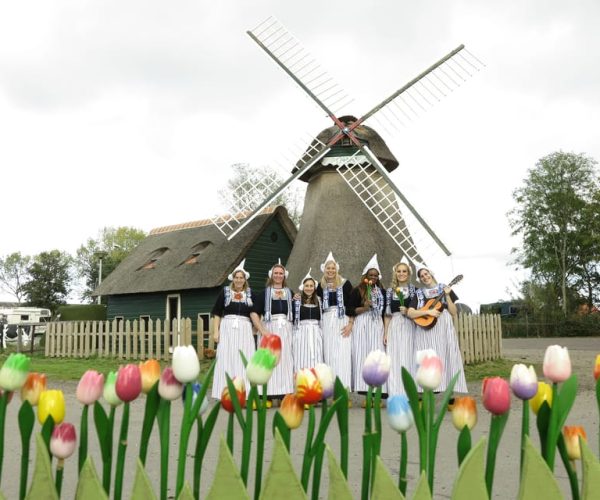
[157,399,171,500]
[371,386,383,491]
[18,400,34,500]
[545,383,559,471]
[311,441,326,500]
[226,412,235,453]
[364,387,373,433]
[520,399,529,477]
[40,415,54,457]
[335,383,349,478]
[78,404,89,474]
[114,401,130,500]
[457,426,471,467]
[301,404,316,491]
[596,377,600,455]
[399,431,408,495]
[0,391,7,487]
[557,433,580,500]
[139,382,160,466]
[176,384,193,496]
[240,386,255,485]
[254,385,268,500]
[485,412,509,498]
[426,390,436,492]
[101,406,116,494]
[55,459,64,496]
[361,432,373,500]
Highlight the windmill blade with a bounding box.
[335,146,451,266]
[353,45,484,132]
[247,16,354,120]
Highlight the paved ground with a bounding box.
[1,337,599,499]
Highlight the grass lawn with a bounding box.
[464,358,541,381]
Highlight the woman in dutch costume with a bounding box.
[211,259,259,399]
[293,271,324,371]
[407,266,468,395]
[383,258,417,396]
[316,252,353,389]
[348,254,387,397]
[251,260,295,405]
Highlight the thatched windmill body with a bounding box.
[212,17,483,286]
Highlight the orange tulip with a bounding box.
[593,354,600,381]
[139,359,161,393]
[295,368,323,405]
[20,372,47,406]
[452,396,477,431]
[563,426,587,460]
[280,394,304,429]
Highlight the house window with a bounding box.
[138,247,169,271]
[181,241,212,266]
[198,313,211,348]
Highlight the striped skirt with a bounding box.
[322,308,352,389]
[413,310,468,393]
[259,314,294,396]
[351,312,386,393]
[293,319,323,372]
[211,315,256,399]
[386,312,416,396]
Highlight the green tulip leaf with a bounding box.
[536,401,551,457]
[517,436,562,500]
[130,459,157,500]
[75,457,108,500]
[451,437,487,500]
[260,429,307,500]
[371,456,405,499]
[401,367,425,433]
[139,383,160,464]
[412,471,432,500]
[581,439,600,499]
[0,490,5,500]
[25,434,58,500]
[556,375,578,431]
[177,482,195,500]
[272,412,291,451]
[206,436,249,499]
[225,374,246,430]
[326,445,353,500]
[93,401,110,458]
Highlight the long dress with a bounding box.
[410,286,468,393]
[316,280,353,388]
[253,287,295,396]
[211,287,256,399]
[348,284,387,393]
[292,300,323,371]
[385,285,417,396]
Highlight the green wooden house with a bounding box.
[93,206,296,332]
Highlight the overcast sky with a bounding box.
[1,0,599,310]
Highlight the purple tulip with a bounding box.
[510,364,538,400]
[362,350,391,387]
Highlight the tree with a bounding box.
[510,151,600,315]
[0,252,31,303]
[75,226,146,303]
[22,250,73,312]
[220,163,305,227]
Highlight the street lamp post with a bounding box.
[96,251,108,305]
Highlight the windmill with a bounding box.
[212,17,484,285]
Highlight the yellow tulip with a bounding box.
[38,389,66,425]
[563,426,587,460]
[529,382,553,415]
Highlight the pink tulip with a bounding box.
[482,377,511,415]
[158,367,184,400]
[76,370,105,405]
[115,364,142,403]
[50,423,77,459]
[543,345,571,383]
[415,350,443,390]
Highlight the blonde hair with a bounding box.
[266,264,288,288]
[229,270,248,291]
[320,260,344,289]
[391,263,411,289]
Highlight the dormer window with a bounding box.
[138,247,169,271]
[181,241,212,266]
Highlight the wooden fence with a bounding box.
[44,313,502,363]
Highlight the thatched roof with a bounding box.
[294,116,399,182]
[93,206,297,296]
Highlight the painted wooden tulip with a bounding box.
[509,364,538,400]
[221,377,247,413]
[295,368,323,405]
[50,423,77,460]
[20,372,47,406]
[387,395,414,433]
[280,394,304,429]
[172,346,201,383]
[38,389,66,425]
[593,354,600,381]
[76,370,104,405]
[0,389,13,404]
[115,364,142,403]
[158,366,183,400]
[362,350,391,387]
[482,377,511,415]
[313,363,335,399]
[183,382,209,415]
[529,381,553,415]
[0,353,31,391]
[103,371,123,407]
[451,396,478,430]
[543,345,571,383]
[563,426,587,460]
[259,333,282,366]
[415,349,443,390]
[246,348,277,385]
[139,359,161,393]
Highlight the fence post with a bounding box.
[133,320,139,360]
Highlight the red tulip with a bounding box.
[593,354,600,381]
[482,377,511,415]
[259,333,282,366]
[115,364,142,403]
[50,422,77,459]
[221,377,246,413]
[295,368,323,405]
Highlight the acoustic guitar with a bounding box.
[413,275,463,330]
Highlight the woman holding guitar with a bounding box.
[407,267,468,395]
[383,260,417,396]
